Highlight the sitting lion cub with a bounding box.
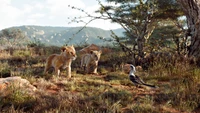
[44,45,77,78]
[81,50,102,74]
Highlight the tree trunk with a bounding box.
[137,35,145,58]
[177,0,200,57]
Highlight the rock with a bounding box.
[0,76,36,97]
[123,64,131,74]
[123,64,143,74]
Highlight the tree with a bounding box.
[68,0,184,59]
[177,0,200,57]
[149,20,186,54]
[97,0,184,58]
[0,28,28,48]
[97,0,159,58]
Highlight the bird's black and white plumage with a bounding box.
[129,64,156,88]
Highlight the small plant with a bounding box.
[0,61,11,77]
[1,87,36,112]
[13,50,31,58]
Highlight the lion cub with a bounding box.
[81,50,102,74]
[44,45,77,78]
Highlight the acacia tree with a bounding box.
[68,0,184,59]
[0,28,27,48]
[97,0,159,58]
[177,0,200,58]
[69,0,159,59]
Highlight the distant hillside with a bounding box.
[4,25,125,46]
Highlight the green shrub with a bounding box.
[0,61,11,77]
[13,50,31,57]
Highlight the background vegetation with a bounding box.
[1,0,200,112]
[0,45,199,112]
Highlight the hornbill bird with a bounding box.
[129,64,157,88]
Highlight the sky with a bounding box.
[0,0,121,30]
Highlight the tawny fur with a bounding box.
[44,45,77,78]
[81,50,102,74]
[79,44,100,55]
[79,44,112,55]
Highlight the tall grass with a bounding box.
[146,55,200,112]
[0,47,200,112]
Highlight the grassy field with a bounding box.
[0,46,200,113]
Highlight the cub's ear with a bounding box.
[90,50,94,54]
[61,46,67,52]
[99,50,102,54]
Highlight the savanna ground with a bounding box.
[0,45,200,113]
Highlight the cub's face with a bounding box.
[90,50,102,61]
[61,45,77,60]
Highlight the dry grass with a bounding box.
[0,46,200,113]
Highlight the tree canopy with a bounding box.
[68,0,186,61]
[0,28,28,48]
[95,0,185,58]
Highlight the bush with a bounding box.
[13,50,31,58]
[0,62,11,77]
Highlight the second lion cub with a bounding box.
[81,50,102,74]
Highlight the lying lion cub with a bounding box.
[44,45,77,78]
[81,50,102,74]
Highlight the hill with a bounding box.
[4,25,125,46]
